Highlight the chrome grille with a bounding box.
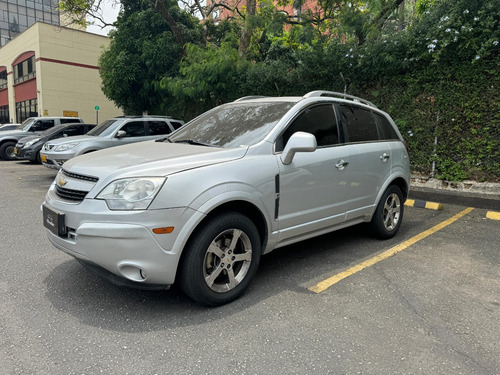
[55,186,88,201]
[53,169,99,202]
[60,169,99,183]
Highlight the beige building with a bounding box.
[0,22,122,124]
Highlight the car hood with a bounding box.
[18,134,44,143]
[0,130,29,138]
[62,141,249,180]
[47,134,94,145]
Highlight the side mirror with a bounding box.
[280,131,317,165]
[115,130,126,138]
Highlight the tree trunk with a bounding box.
[238,0,257,58]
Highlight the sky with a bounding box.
[85,0,121,36]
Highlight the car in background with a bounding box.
[14,123,96,163]
[42,91,410,306]
[0,117,83,160]
[40,116,184,170]
[0,124,21,131]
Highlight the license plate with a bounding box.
[42,205,66,236]
[41,154,47,163]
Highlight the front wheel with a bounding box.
[0,141,17,160]
[178,212,261,307]
[370,185,404,239]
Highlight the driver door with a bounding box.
[276,104,349,242]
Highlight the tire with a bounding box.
[178,212,261,307]
[0,141,17,160]
[370,185,404,239]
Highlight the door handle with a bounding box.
[335,159,349,170]
[380,153,390,162]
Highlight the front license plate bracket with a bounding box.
[42,205,67,236]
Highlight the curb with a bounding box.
[405,199,443,211]
[486,211,500,220]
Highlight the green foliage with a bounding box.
[99,9,183,114]
[95,0,499,180]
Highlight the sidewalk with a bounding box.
[408,175,500,210]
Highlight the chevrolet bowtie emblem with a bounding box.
[58,178,68,187]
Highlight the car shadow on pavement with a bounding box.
[43,223,410,332]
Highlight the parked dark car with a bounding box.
[14,123,96,163]
[0,116,84,160]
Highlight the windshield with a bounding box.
[21,118,36,131]
[87,119,120,137]
[169,101,294,148]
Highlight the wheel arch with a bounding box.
[196,200,269,254]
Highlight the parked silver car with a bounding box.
[42,91,411,306]
[40,116,184,169]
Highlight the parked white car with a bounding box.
[42,91,411,306]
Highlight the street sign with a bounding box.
[95,106,100,111]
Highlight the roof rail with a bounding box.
[303,91,377,108]
[233,96,267,102]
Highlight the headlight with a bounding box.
[96,177,166,210]
[24,138,40,148]
[54,142,81,151]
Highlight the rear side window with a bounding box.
[374,113,399,140]
[148,120,171,136]
[339,105,379,143]
[280,104,339,150]
[120,121,146,137]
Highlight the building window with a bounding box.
[16,98,37,122]
[14,55,36,84]
[0,105,9,123]
[0,69,6,89]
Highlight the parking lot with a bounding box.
[1,160,499,374]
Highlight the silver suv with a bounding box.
[40,116,184,169]
[42,92,410,306]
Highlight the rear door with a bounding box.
[276,104,349,242]
[337,104,392,220]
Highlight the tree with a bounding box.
[98,8,185,114]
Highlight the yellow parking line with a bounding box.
[309,207,475,294]
[486,211,500,220]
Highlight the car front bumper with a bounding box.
[40,150,76,169]
[43,192,203,286]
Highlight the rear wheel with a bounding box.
[370,185,404,239]
[0,141,16,160]
[178,212,261,307]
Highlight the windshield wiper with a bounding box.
[155,137,172,143]
[173,139,213,147]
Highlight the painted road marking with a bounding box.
[486,211,500,220]
[405,199,443,210]
[309,207,475,294]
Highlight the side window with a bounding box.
[33,120,54,131]
[60,118,79,124]
[170,121,184,130]
[339,105,379,143]
[62,126,81,137]
[148,121,171,136]
[374,113,399,140]
[279,104,339,151]
[119,121,146,137]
